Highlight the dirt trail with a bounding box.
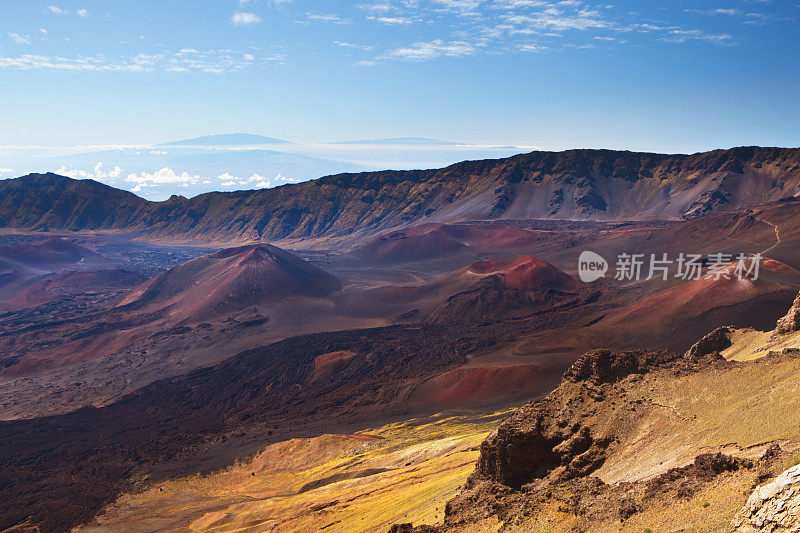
[758,216,781,255]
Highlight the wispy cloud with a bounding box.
[368,16,413,24]
[8,33,31,45]
[231,12,261,26]
[355,0,754,63]
[432,0,482,12]
[334,41,374,51]
[685,8,740,16]
[48,5,66,15]
[388,39,476,61]
[0,49,283,73]
[305,13,349,24]
[77,8,89,17]
[661,29,734,45]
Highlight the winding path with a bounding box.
[757,216,781,256]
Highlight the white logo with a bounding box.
[578,251,608,283]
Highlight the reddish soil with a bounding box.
[312,350,355,381]
[355,225,468,264]
[340,433,386,441]
[467,255,573,291]
[121,244,341,321]
[408,364,547,406]
[0,236,102,267]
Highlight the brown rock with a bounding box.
[685,326,732,359]
[774,290,800,337]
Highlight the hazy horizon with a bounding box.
[1,1,798,150]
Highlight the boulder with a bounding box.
[733,463,800,532]
[685,326,732,359]
[774,290,800,337]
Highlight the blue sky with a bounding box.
[0,0,798,153]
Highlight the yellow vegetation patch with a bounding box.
[722,328,800,362]
[78,410,510,532]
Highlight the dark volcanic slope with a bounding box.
[1,147,799,243]
[0,236,102,267]
[0,174,147,230]
[0,323,501,532]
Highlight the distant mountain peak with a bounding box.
[329,137,456,146]
[162,133,289,146]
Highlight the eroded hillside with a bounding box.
[2,147,799,245]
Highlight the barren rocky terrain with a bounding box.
[2,148,800,532]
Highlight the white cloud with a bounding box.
[661,29,734,45]
[491,0,549,7]
[306,13,348,23]
[125,168,203,191]
[368,16,413,24]
[77,8,89,17]
[358,3,395,12]
[388,39,476,61]
[48,5,66,15]
[55,163,122,180]
[353,0,749,64]
[432,0,482,12]
[0,49,282,73]
[8,33,31,45]
[216,172,281,189]
[685,8,740,16]
[40,28,48,34]
[334,41,374,50]
[0,168,13,175]
[231,12,261,26]
[502,9,609,31]
[518,43,548,52]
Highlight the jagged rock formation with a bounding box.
[389,290,800,532]
[685,326,733,359]
[774,290,800,336]
[733,464,800,532]
[2,147,800,243]
[475,349,686,489]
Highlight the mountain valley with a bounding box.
[1,147,800,532]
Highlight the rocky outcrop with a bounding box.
[733,463,800,532]
[685,326,732,359]
[646,452,750,501]
[774,291,800,337]
[476,409,613,489]
[475,350,681,489]
[472,348,732,491]
[563,348,679,385]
